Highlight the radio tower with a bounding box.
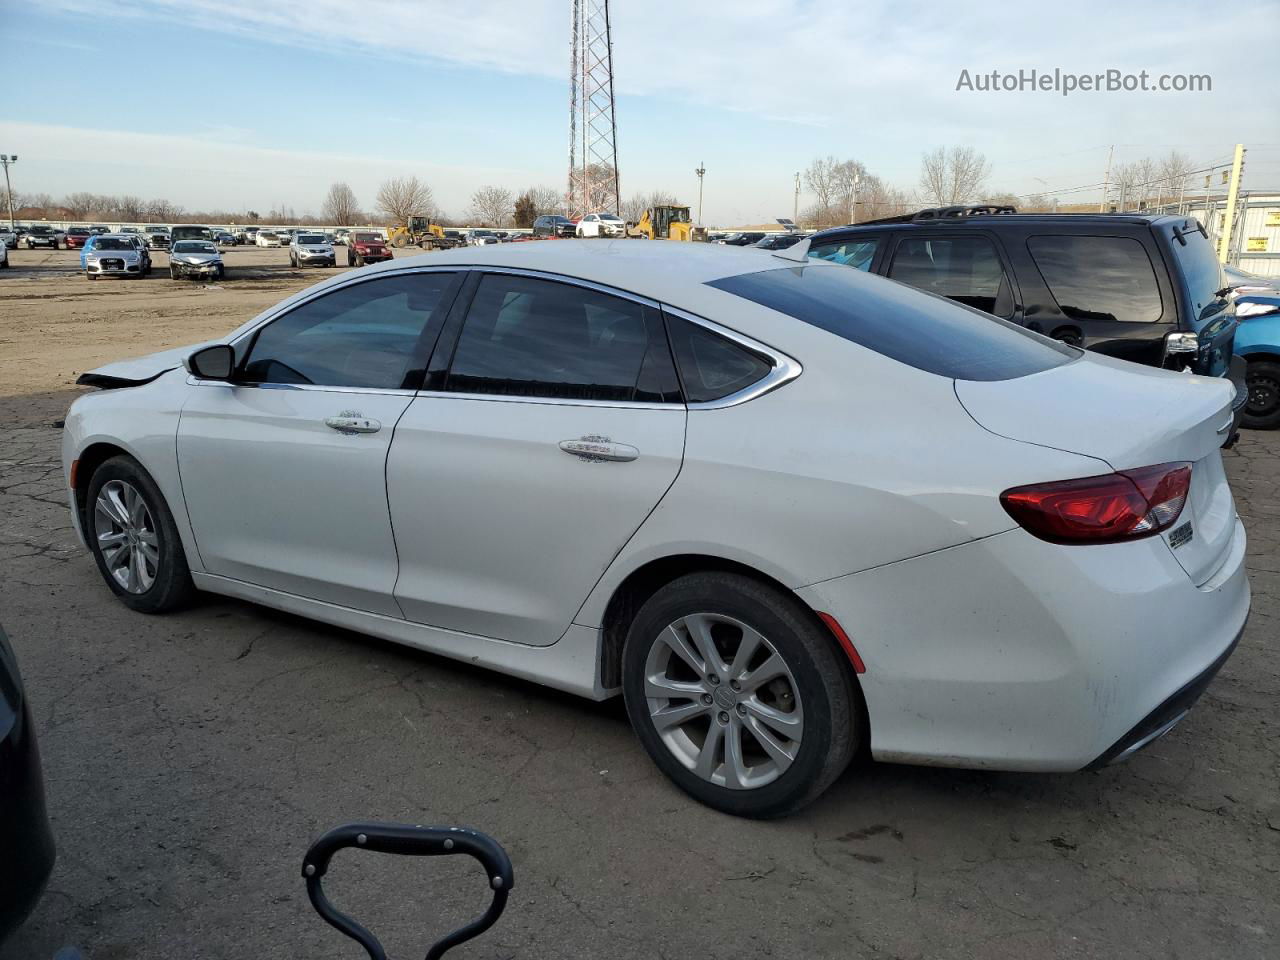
[567,0,620,219]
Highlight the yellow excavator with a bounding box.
[386,216,462,250]
[628,204,707,241]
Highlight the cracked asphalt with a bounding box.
[2,248,1278,959]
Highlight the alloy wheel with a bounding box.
[94,479,160,594]
[1248,372,1279,417]
[644,613,803,790]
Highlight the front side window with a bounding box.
[808,237,880,270]
[888,235,1013,316]
[241,272,456,389]
[446,274,674,402]
[1027,235,1163,323]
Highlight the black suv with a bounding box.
[720,231,766,246]
[532,215,576,239]
[808,206,1247,429]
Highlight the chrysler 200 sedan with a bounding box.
[62,241,1250,817]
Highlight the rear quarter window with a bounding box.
[706,264,1076,382]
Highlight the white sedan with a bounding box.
[62,239,1249,817]
[576,212,625,237]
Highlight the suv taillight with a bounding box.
[1000,462,1192,545]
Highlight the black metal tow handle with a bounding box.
[302,822,514,960]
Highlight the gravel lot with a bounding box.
[1,245,1277,959]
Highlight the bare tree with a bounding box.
[322,182,360,225]
[1158,150,1194,207]
[1113,162,1141,210]
[621,190,680,223]
[1134,157,1159,208]
[469,186,514,226]
[528,185,563,217]
[857,175,913,221]
[918,146,990,206]
[376,176,435,226]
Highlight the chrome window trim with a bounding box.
[185,376,417,397]
[410,391,683,411]
[659,304,803,410]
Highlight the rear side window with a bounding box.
[808,237,879,270]
[1027,235,1163,323]
[446,274,676,402]
[706,265,1075,382]
[666,316,773,402]
[888,236,1013,317]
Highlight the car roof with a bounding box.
[814,213,1177,239]
[351,238,806,301]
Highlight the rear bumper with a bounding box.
[1085,622,1241,768]
[797,520,1250,771]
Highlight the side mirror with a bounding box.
[186,344,235,380]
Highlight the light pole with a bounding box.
[0,154,16,231]
[848,173,860,225]
[793,171,800,223]
[694,162,706,226]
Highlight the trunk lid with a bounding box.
[956,352,1238,585]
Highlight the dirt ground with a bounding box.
[0,244,1278,959]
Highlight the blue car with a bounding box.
[1233,293,1280,429]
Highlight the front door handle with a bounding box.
[559,437,639,462]
[325,415,381,434]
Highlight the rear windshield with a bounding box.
[706,264,1077,381]
[1168,222,1229,324]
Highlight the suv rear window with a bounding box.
[706,265,1076,381]
[1166,224,1229,324]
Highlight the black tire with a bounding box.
[170,266,178,280]
[354,253,363,267]
[215,264,224,281]
[1243,359,1280,430]
[84,455,195,613]
[622,572,862,818]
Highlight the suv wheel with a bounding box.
[622,572,862,818]
[1243,359,1280,430]
[86,456,195,613]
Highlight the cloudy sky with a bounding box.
[2,0,1277,224]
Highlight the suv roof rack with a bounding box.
[861,204,1019,226]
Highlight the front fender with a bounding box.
[63,371,204,572]
[1233,314,1280,357]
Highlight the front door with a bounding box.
[388,270,687,646]
[177,270,460,615]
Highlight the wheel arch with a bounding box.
[72,440,132,526]
[595,552,862,694]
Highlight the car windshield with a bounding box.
[94,238,132,251]
[147,228,166,234]
[599,214,622,222]
[69,228,90,235]
[707,263,1077,381]
[31,227,54,235]
[173,241,216,253]
[353,233,381,242]
[297,234,325,244]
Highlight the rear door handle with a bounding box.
[559,437,639,462]
[325,415,381,434]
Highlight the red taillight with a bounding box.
[1001,462,1192,545]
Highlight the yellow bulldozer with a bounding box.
[386,216,463,250]
[627,204,707,241]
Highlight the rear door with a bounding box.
[387,270,687,646]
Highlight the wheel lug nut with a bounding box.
[717,711,729,724]
[729,680,741,691]
[701,693,713,705]
[736,703,746,716]
[708,674,720,685]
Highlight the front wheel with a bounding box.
[85,455,195,613]
[622,572,862,818]
[1243,359,1280,430]
[170,266,178,279]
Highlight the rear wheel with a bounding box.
[622,572,861,818]
[85,456,195,613]
[1243,359,1280,430]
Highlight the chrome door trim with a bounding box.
[659,304,803,410]
[185,376,418,397]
